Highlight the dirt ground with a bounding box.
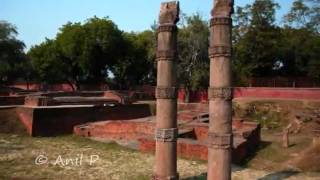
[1,98,320,179]
[234,98,320,173]
[0,133,319,180]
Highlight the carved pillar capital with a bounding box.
[211,0,234,17]
[159,1,180,24]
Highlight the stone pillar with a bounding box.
[207,1,234,180]
[153,1,180,180]
[283,128,290,148]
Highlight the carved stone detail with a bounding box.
[159,1,180,24]
[155,128,178,142]
[157,25,177,33]
[209,45,232,57]
[211,0,234,17]
[208,87,233,100]
[156,50,177,61]
[210,17,232,26]
[207,133,233,149]
[156,87,177,99]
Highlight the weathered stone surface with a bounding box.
[155,1,180,179]
[156,50,177,60]
[208,87,233,100]
[156,87,178,99]
[208,133,233,149]
[208,0,234,179]
[155,128,178,142]
[208,45,232,57]
[159,1,180,24]
[211,0,234,17]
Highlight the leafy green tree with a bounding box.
[28,39,69,85]
[56,17,125,87]
[232,0,281,85]
[285,0,320,32]
[177,13,210,94]
[282,0,320,80]
[0,21,29,83]
[29,17,127,90]
[111,30,156,89]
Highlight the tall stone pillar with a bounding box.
[153,1,180,180]
[207,1,234,180]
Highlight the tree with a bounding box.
[0,21,29,83]
[111,30,156,89]
[232,0,281,85]
[284,0,320,32]
[29,17,126,90]
[282,0,320,80]
[56,17,125,87]
[177,13,210,94]
[28,39,69,85]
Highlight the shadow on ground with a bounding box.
[240,141,272,166]
[183,170,299,180]
[258,170,299,180]
[182,173,207,180]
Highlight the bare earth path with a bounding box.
[0,134,319,180]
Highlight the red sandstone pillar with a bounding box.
[153,1,180,180]
[207,1,234,180]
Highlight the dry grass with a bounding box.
[292,142,320,172]
[0,134,206,180]
[0,133,319,180]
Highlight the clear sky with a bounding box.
[1,0,295,50]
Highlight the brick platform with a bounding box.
[74,116,260,164]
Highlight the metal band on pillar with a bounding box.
[208,133,233,149]
[155,128,178,142]
[208,87,233,100]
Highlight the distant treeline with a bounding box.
[1,0,319,90]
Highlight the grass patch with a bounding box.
[0,133,208,179]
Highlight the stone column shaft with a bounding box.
[153,1,180,180]
[208,1,234,180]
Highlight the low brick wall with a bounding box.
[74,120,155,139]
[177,88,320,102]
[10,104,153,137]
[234,87,320,100]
